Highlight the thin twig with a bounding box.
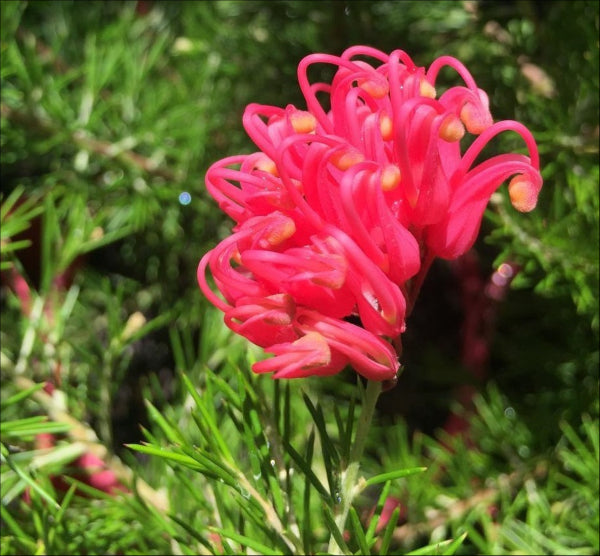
[1,103,179,182]
[389,463,548,547]
[328,379,383,554]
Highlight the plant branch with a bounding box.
[14,376,170,513]
[328,379,382,554]
[1,103,179,181]
[231,464,303,554]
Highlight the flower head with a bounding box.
[198,46,542,381]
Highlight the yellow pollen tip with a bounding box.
[331,149,365,171]
[254,157,279,176]
[439,114,465,142]
[267,218,296,246]
[508,176,538,212]
[460,102,489,134]
[420,80,437,99]
[358,78,389,99]
[379,113,393,141]
[290,111,317,134]
[380,164,402,191]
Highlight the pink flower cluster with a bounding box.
[197,46,542,381]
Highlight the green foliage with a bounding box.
[0,186,44,270]
[1,1,598,555]
[126,329,436,555]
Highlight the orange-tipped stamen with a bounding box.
[460,102,490,134]
[254,156,279,176]
[420,79,437,99]
[439,114,465,142]
[331,148,365,170]
[380,164,402,191]
[290,110,317,134]
[379,113,393,141]
[508,175,538,212]
[267,217,296,246]
[358,78,389,99]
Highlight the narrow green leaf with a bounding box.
[40,194,57,294]
[181,372,235,464]
[284,382,291,441]
[349,506,371,555]
[0,185,25,220]
[406,536,462,556]
[203,360,218,425]
[344,397,356,463]
[302,430,315,554]
[56,285,80,335]
[273,380,281,433]
[126,487,178,538]
[441,532,468,555]
[559,418,598,478]
[144,400,185,445]
[323,503,351,554]
[223,398,244,434]
[1,444,59,510]
[266,469,285,519]
[378,506,400,555]
[168,513,214,552]
[181,446,241,489]
[139,425,159,445]
[463,522,488,554]
[302,393,339,495]
[365,480,392,543]
[62,477,118,502]
[211,481,235,528]
[1,471,27,504]
[248,405,263,440]
[121,310,172,347]
[78,226,135,255]
[282,437,330,499]
[30,441,86,471]
[365,466,427,487]
[582,415,599,458]
[0,239,32,253]
[46,482,77,549]
[1,415,47,428]
[302,393,340,464]
[207,365,242,410]
[1,421,72,439]
[220,538,236,556]
[333,404,346,444]
[169,326,187,371]
[209,526,283,555]
[0,502,28,539]
[126,443,204,471]
[191,446,237,478]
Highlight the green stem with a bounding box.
[328,379,382,554]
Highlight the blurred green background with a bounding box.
[1,1,598,554]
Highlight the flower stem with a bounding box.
[328,379,382,554]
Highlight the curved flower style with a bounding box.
[198,46,542,381]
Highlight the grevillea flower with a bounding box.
[197,46,542,381]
